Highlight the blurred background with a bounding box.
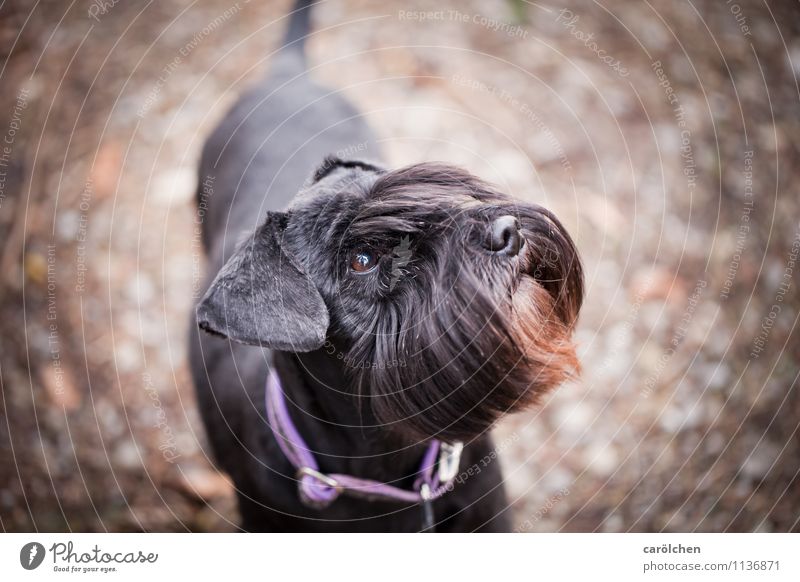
[0,0,798,532]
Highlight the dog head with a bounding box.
[197,158,583,441]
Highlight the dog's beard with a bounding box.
[344,257,580,443]
[286,161,583,442]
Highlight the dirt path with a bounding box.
[1,0,798,532]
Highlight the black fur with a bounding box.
[189,0,583,531]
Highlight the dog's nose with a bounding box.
[484,215,522,256]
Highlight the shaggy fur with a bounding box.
[281,161,582,442]
[189,0,582,531]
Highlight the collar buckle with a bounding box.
[297,466,342,492]
[437,441,464,483]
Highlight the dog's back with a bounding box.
[197,0,377,263]
[189,0,580,532]
[189,0,378,515]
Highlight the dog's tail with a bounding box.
[281,0,314,66]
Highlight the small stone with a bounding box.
[90,141,123,199]
[587,442,618,477]
[151,167,197,207]
[740,441,781,480]
[40,363,81,412]
[171,464,233,501]
[114,440,142,470]
[24,252,48,285]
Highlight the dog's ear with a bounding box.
[196,212,329,352]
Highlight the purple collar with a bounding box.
[265,367,462,509]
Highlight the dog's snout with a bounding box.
[484,215,522,256]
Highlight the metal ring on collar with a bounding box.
[296,466,342,492]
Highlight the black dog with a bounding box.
[189,0,583,532]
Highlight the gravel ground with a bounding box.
[0,0,798,532]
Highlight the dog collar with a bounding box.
[264,367,463,513]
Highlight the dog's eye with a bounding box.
[350,250,379,273]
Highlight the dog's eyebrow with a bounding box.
[313,156,382,182]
